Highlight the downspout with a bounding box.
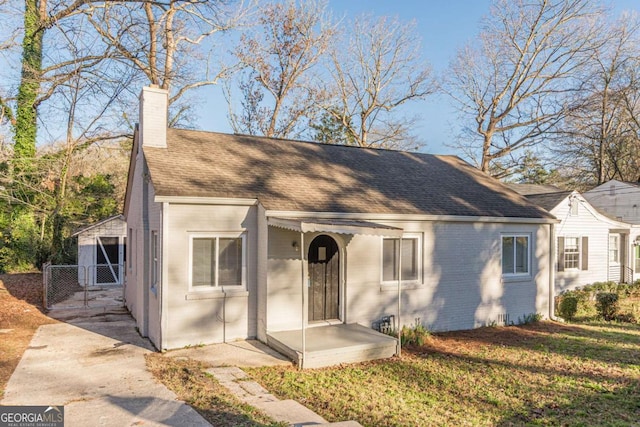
[142,162,150,337]
[549,223,558,321]
[300,232,306,369]
[220,241,227,343]
[160,202,169,350]
[397,237,402,357]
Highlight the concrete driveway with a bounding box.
[1,311,209,427]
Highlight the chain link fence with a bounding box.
[43,263,124,310]
[43,264,86,309]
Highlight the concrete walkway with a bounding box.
[4,309,362,427]
[168,344,362,426]
[1,313,209,427]
[208,367,362,427]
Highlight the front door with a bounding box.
[308,235,340,322]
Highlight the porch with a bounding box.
[266,323,398,369]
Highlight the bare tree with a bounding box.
[86,0,250,124]
[555,11,640,185]
[444,0,604,177]
[0,0,19,126]
[225,0,335,138]
[322,15,434,149]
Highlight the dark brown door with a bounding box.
[308,235,339,321]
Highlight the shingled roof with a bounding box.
[505,183,563,196]
[524,191,573,212]
[142,128,555,219]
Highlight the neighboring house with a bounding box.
[583,180,640,224]
[124,86,557,367]
[72,214,127,286]
[509,184,640,291]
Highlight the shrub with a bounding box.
[558,295,579,321]
[400,318,431,347]
[518,313,543,325]
[613,312,638,324]
[596,292,619,321]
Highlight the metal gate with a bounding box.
[43,263,124,310]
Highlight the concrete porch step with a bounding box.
[267,323,398,369]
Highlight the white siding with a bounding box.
[124,147,162,346]
[584,180,640,224]
[124,147,144,332]
[552,195,630,292]
[161,203,258,350]
[266,228,306,332]
[267,220,551,333]
[147,188,162,347]
[76,217,126,286]
[631,230,640,282]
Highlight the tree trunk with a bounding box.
[13,0,44,173]
[481,133,492,173]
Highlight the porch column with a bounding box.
[397,237,402,357]
[300,232,306,369]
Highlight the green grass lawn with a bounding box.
[247,322,640,427]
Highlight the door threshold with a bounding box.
[307,319,343,328]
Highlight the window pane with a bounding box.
[502,237,514,274]
[515,236,528,273]
[402,239,418,281]
[382,239,398,281]
[193,238,215,287]
[219,238,242,286]
[609,235,619,263]
[564,237,579,269]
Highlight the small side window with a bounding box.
[502,234,530,276]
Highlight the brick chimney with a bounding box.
[139,86,168,148]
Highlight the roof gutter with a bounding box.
[154,196,258,206]
[265,210,559,225]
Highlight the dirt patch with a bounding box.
[414,322,572,355]
[0,273,56,398]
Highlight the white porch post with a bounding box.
[300,232,306,369]
[397,237,402,357]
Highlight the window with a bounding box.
[191,233,245,289]
[502,235,530,275]
[151,231,159,288]
[558,236,588,272]
[609,234,619,264]
[382,234,421,283]
[128,228,133,271]
[635,245,640,272]
[569,199,578,216]
[564,237,580,269]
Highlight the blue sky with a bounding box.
[200,0,640,155]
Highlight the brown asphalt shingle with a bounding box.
[142,129,555,219]
[525,192,573,212]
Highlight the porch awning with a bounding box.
[267,217,404,237]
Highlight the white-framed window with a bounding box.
[502,234,530,276]
[151,231,159,289]
[189,232,246,289]
[381,233,422,283]
[609,234,620,264]
[564,237,580,269]
[558,236,588,272]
